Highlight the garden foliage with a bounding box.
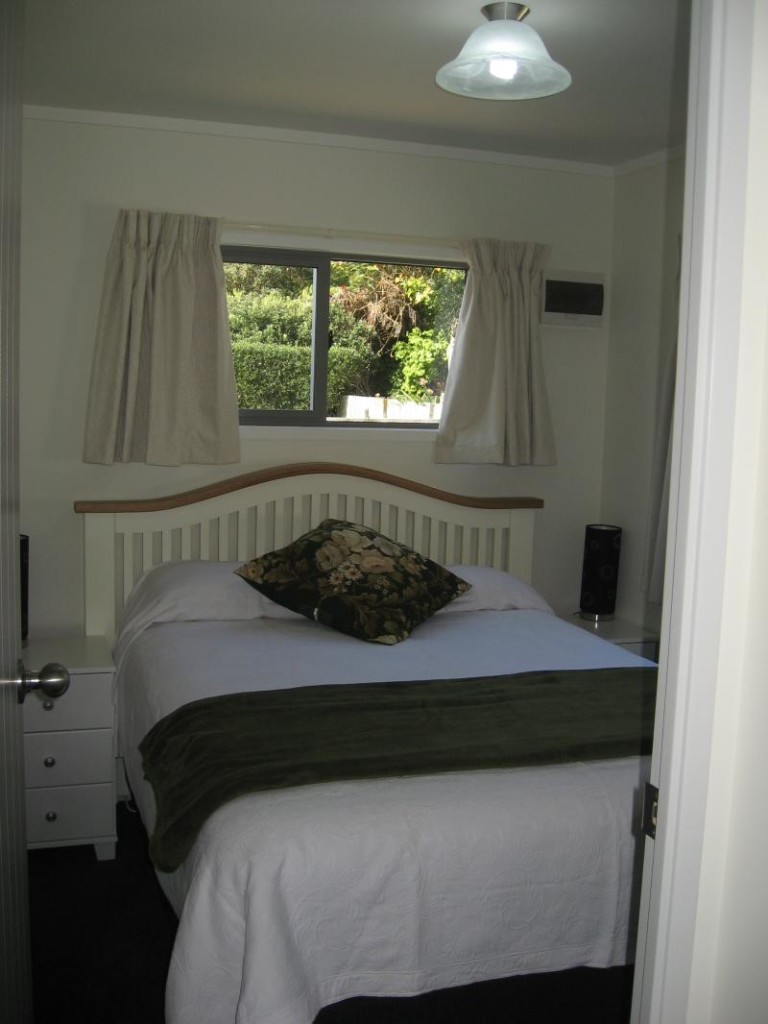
[225,261,464,412]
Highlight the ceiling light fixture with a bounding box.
[436,2,571,100]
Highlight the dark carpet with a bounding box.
[28,802,176,1024]
[28,802,634,1024]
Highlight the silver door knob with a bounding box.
[16,659,70,704]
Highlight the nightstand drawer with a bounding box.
[24,729,113,788]
[22,673,114,732]
[26,784,115,845]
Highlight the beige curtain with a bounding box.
[434,239,556,466]
[83,210,241,466]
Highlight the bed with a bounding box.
[74,462,655,1024]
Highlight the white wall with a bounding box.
[603,155,685,629]
[19,110,617,635]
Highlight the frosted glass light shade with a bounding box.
[436,18,571,100]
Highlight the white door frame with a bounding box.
[633,0,767,1020]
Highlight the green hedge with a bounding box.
[228,293,373,350]
[233,341,377,415]
[228,292,312,347]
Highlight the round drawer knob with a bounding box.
[45,811,58,823]
[43,756,56,768]
[42,699,55,711]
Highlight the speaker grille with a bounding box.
[579,524,621,619]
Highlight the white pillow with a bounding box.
[437,565,554,615]
[114,560,303,664]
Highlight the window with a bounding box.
[222,245,466,427]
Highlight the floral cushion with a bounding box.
[234,519,471,644]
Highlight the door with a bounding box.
[0,0,33,1021]
[631,0,767,1020]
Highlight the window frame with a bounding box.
[221,244,467,429]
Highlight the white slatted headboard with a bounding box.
[75,462,544,639]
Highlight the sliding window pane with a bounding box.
[224,260,315,413]
[329,261,465,423]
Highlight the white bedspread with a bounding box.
[115,606,652,1024]
[167,759,644,1024]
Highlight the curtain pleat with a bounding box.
[434,239,556,466]
[83,209,241,466]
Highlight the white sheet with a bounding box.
[115,609,652,1024]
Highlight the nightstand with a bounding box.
[561,614,660,661]
[22,635,117,860]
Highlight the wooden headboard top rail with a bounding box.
[75,462,544,639]
[74,462,544,514]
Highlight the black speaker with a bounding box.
[579,524,621,621]
[20,533,29,642]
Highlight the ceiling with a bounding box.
[22,0,691,168]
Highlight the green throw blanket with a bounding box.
[140,666,657,872]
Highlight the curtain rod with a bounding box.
[222,220,462,251]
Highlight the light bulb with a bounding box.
[488,56,519,81]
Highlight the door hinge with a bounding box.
[642,781,659,840]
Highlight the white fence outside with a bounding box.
[339,395,443,422]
